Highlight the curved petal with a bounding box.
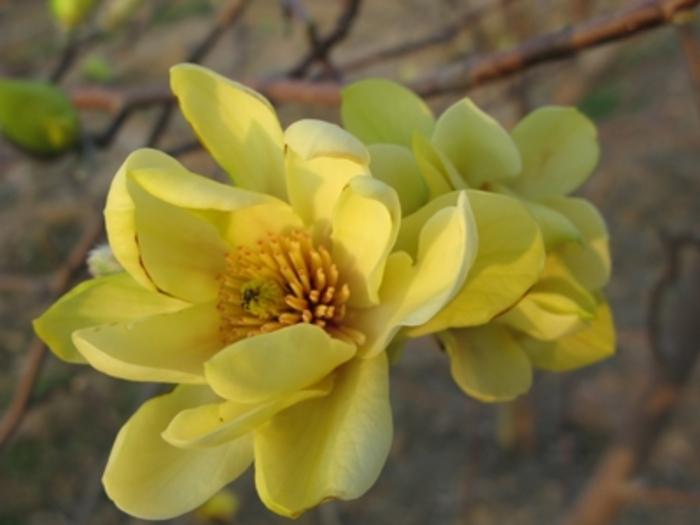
[495,256,597,341]
[524,200,581,249]
[341,78,434,147]
[521,298,615,371]
[170,64,285,197]
[33,273,187,363]
[409,190,545,336]
[254,354,392,518]
[509,106,599,198]
[285,119,369,165]
[543,196,611,289]
[367,143,429,215]
[284,119,370,231]
[412,133,466,198]
[103,385,253,520]
[128,178,227,302]
[432,97,521,188]
[441,325,532,402]
[106,148,287,301]
[162,378,333,449]
[204,324,356,404]
[331,177,401,307]
[357,191,477,358]
[72,302,221,384]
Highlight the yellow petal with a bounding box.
[204,324,356,404]
[170,64,285,197]
[341,78,434,147]
[33,273,187,363]
[106,148,284,300]
[331,177,401,307]
[509,106,599,198]
[543,196,611,289]
[496,256,597,340]
[72,302,221,384]
[285,148,368,231]
[412,132,466,198]
[357,191,476,358]
[285,118,369,165]
[103,385,253,520]
[521,298,615,371]
[254,354,391,518]
[162,378,333,449]
[128,178,227,302]
[441,325,533,402]
[367,143,429,215]
[432,97,521,187]
[409,190,545,336]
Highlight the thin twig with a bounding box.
[412,0,700,96]
[49,30,103,83]
[559,234,700,525]
[286,0,362,79]
[340,0,511,72]
[0,213,103,450]
[146,0,253,148]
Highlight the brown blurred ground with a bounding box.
[1,1,700,524]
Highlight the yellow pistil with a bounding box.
[217,230,366,346]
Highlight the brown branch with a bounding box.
[411,0,700,97]
[559,234,700,525]
[339,0,512,73]
[0,213,103,450]
[286,0,362,79]
[146,0,253,148]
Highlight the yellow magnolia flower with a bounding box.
[34,65,477,519]
[341,79,614,402]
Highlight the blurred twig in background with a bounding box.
[560,234,700,525]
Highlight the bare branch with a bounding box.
[146,0,253,148]
[412,0,700,96]
[286,0,362,79]
[340,0,512,73]
[0,212,103,450]
[559,234,700,525]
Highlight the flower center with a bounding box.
[217,230,365,346]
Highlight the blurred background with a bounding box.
[1,0,700,523]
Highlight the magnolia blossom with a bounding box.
[341,79,614,402]
[34,65,478,518]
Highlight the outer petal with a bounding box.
[204,324,355,404]
[441,325,532,402]
[162,378,333,449]
[170,64,285,197]
[105,148,290,301]
[496,256,597,341]
[412,132,466,198]
[543,196,611,289]
[103,385,253,520]
[408,190,544,336]
[524,200,581,249]
[521,298,615,371]
[33,273,187,363]
[341,78,434,147]
[357,191,477,358]
[284,121,369,230]
[509,106,599,198]
[72,302,221,384]
[367,143,429,215]
[254,354,391,518]
[432,98,521,188]
[331,177,401,307]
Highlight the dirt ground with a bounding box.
[1,1,700,524]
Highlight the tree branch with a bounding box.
[146,0,253,148]
[412,0,700,96]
